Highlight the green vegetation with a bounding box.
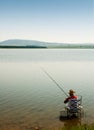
[48,45,94,49]
[0,44,94,49]
[60,124,94,130]
[44,124,94,130]
[0,45,47,48]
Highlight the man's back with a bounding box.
[68,98,78,112]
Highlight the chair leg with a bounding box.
[67,109,69,117]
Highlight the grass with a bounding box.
[58,124,94,130]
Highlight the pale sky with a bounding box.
[0,0,94,43]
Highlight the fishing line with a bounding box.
[40,66,68,97]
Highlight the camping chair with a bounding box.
[66,96,83,118]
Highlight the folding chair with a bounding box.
[66,96,83,118]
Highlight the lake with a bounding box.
[0,49,94,130]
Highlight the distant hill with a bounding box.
[0,39,47,46]
[0,39,94,48]
[0,39,61,48]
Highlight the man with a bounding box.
[64,89,78,117]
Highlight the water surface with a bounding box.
[0,49,94,129]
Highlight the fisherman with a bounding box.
[64,89,78,115]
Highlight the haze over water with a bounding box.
[0,49,94,129]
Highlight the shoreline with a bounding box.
[0,123,94,130]
[0,46,94,49]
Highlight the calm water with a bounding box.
[0,49,94,129]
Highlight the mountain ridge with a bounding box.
[0,39,94,48]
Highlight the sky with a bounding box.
[0,0,94,43]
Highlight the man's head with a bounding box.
[69,89,75,96]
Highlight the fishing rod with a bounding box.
[41,67,68,97]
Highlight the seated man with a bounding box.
[64,89,78,116]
